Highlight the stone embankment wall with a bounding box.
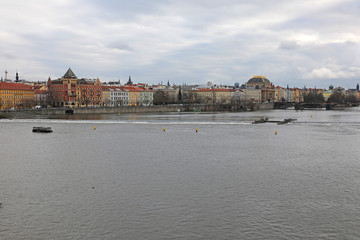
[32,105,189,115]
[258,103,274,110]
[1,103,275,117]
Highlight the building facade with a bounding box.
[0,82,35,110]
[246,76,275,102]
[47,68,102,107]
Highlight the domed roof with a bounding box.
[247,76,271,85]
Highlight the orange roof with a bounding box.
[35,90,47,94]
[0,82,34,91]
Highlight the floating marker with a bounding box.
[311,115,312,118]
[94,126,96,130]
[118,113,120,115]
[275,130,277,135]
[196,128,198,133]
[163,128,166,132]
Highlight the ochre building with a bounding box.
[0,82,35,110]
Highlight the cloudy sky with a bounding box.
[0,0,359,88]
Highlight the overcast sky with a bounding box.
[0,0,359,88]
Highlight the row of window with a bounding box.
[111,93,128,96]
[2,100,26,104]
[1,90,27,94]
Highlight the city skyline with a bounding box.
[0,0,359,88]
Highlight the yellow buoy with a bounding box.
[196,128,198,133]
[196,113,198,116]
[118,113,120,115]
[275,130,277,135]
[94,126,96,130]
[163,128,166,132]
[311,115,312,118]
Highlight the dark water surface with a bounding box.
[1,109,360,239]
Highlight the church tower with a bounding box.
[127,76,133,85]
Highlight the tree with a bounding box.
[104,98,110,107]
[328,91,344,103]
[153,90,170,105]
[344,93,358,102]
[177,86,183,103]
[23,98,35,109]
[303,92,324,103]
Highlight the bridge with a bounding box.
[274,102,359,110]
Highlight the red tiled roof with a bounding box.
[35,90,47,94]
[0,82,34,91]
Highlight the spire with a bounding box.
[63,68,77,79]
[96,77,101,85]
[16,71,19,82]
[127,75,133,85]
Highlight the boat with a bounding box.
[32,127,53,133]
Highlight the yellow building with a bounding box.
[196,88,233,104]
[0,82,35,110]
[322,90,333,101]
[101,87,111,106]
[125,87,140,106]
[291,88,303,102]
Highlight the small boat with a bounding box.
[33,127,53,133]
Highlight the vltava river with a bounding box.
[1,109,360,239]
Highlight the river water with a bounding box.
[1,109,360,239]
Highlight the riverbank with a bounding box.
[0,103,275,118]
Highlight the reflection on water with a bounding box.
[1,108,360,240]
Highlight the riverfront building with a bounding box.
[246,76,275,102]
[196,88,233,104]
[109,87,129,106]
[47,68,102,107]
[0,82,35,110]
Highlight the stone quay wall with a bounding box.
[1,103,275,117]
[31,105,189,115]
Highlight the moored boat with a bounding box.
[33,127,53,133]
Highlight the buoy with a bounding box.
[118,113,120,115]
[196,113,198,116]
[275,130,277,135]
[196,128,198,133]
[163,128,166,132]
[311,115,312,118]
[94,126,96,130]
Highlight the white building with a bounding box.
[110,88,129,106]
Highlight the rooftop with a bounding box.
[0,82,34,91]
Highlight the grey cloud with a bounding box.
[107,43,133,52]
[279,41,300,50]
[2,52,16,59]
